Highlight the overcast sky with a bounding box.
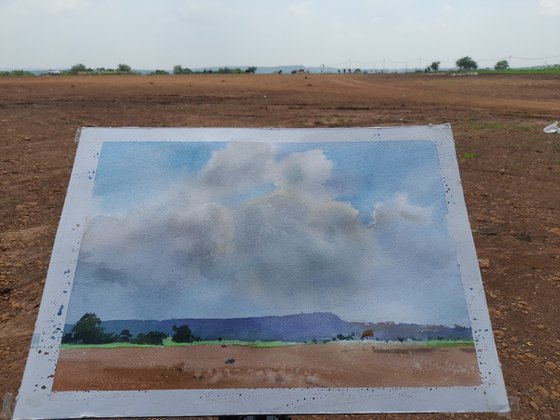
[1,0,559,70]
[66,140,471,327]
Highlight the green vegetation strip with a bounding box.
[61,338,473,350]
[424,339,475,348]
[478,67,560,75]
[61,339,299,350]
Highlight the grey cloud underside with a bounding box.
[69,142,468,325]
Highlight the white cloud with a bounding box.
[70,143,379,321]
[372,193,432,226]
[275,149,333,200]
[540,0,560,15]
[67,143,469,327]
[442,3,454,14]
[201,142,275,192]
[40,0,82,12]
[180,0,235,19]
[287,0,313,17]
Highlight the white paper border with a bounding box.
[14,125,509,419]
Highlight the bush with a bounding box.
[117,63,132,73]
[494,60,509,70]
[173,65,192,75]
[456,56,478,70]
[69,63,88,74]
[0,70,35,77]
[133,331,167,345]
[171,324,193,343]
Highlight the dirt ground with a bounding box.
[53,344,480,391]
[1,73,559,419]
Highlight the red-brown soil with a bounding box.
[52,344,480,391]
[1,73,559,419]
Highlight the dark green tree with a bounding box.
[118,329,133,342]
[71,313,114,344]
[494,60,509,70]
[69,63,87,74]
[61,332,76,343]
[117,63,132,73]
[134,331,167,345]
[456,56,478,70]
[245,66,257,74]
[430,61,440,71]
[173,65,192,75]
[171,324,193,343]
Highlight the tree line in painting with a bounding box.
[62,313,198,346]
[61,313,377,347]
[62,313,473,347]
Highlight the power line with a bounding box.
[322,53,560,69]
[512,54,560,61]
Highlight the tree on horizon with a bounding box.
[456,56,478,70]
[171,324,194,343]
[71,312,115,344]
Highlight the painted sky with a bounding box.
[66,140,471,327]
[1,0,559,70]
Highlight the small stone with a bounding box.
[478,258,491,269]
[529,400,539,410]
[526,353,538,361]
[544,361,557,371]
[539,387,550,398]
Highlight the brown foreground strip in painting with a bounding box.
[53,343,480,391]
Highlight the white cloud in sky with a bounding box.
[1,0,558,69]
[287,0,313,17]
[540,0,560,15]
[442,3,454,14]
[68,142,470,327]
[372,193,432,226]
[44,0,82,12]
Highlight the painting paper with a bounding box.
[14,126,509,418]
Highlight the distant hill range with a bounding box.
[64,312,472,342]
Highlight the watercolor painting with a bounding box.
[52,138,481,391]
[13,127,509,418]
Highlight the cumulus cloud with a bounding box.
[68,142,469,326]
[70,143,379,321]
[372,193,432,226]
[201,142,274,191]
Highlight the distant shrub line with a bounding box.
[62,313,472,348]
[3,61,560,77]
[62,313,200,346]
